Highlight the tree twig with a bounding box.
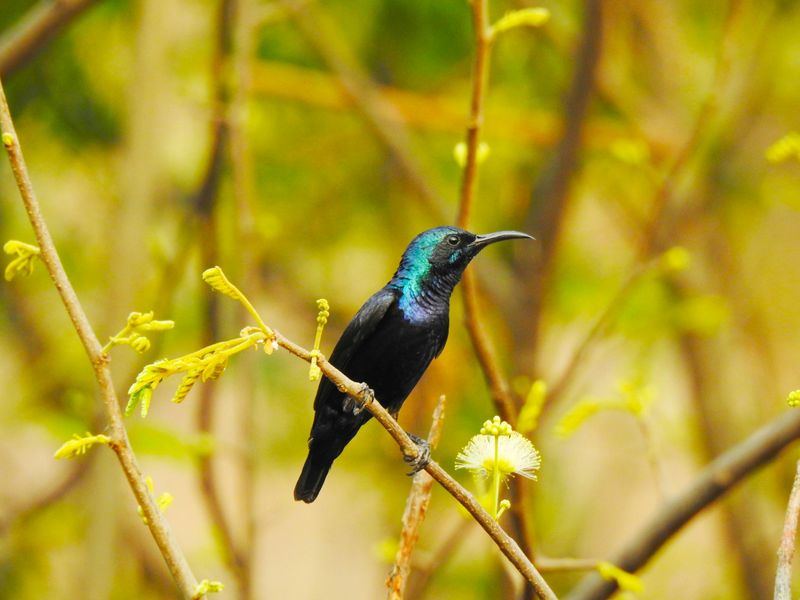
[775,459,800,600]
[0,78,203,600]
[0,0,100,77]
[273,331,557,600]
[455,2,538,594]
[566,409,800,600]
[386,394,446,600]
[535,557,600,574]
[456,0,517,430]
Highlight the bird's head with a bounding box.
[394,226,534,287]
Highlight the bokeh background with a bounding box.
[3,0,800,598]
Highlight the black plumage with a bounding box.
[295,226,532,503]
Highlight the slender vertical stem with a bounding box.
[0,79,203,599]
[492,435,501,519]
[455,2,536,595]
[775,460,800,600]
[386,395,446,600]
[457,0,491,226]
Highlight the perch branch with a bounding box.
[0,78,203,600]
[273,331,557,600]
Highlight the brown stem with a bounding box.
[461,272,518,423]
[566,409,800,600]
[535,557,599,574]
[456,0,491,226]
[0,78,203,599]
[775,459,800,600]
[455,2,535,594]
[273,332,557,600]
[0,0,99,77]
[386,395,447,600]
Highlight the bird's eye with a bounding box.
[446,235,460,246]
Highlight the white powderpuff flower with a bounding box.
[455,431,541,480]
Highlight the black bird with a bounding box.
[294,226,533,503]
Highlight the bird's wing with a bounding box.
[314,287,398,408]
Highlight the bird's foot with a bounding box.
[403,433,431,475]
[343,383,375,415]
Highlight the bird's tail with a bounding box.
[294,450,334,503]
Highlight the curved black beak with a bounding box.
[469,230,535,250]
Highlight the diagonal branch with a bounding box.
[0,78,203,600]
[566,409,800,600]
[0,0,100,77]
[273,331,558,600]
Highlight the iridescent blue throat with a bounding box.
[389,253,462,323]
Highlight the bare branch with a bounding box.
[0,78,203,600]
[386,395,446,600]
[0,0,99,77]
[775,459,800,600]
[273,331,557,600]
[567,409,800,600]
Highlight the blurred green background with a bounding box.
[3,0,800,598]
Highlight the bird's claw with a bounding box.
[403,433,431,475]
[343,383,375,415]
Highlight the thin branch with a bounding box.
[775,459,800,600]
[567,409,800,600]
[0,78,203,600]
[456,0,517,428]
[461,273,518,423]
[386,394,446,600]
[456,0,492,226]
[272,331,557,600]
[455,2,535,593]
[535,557,600,574]
[0,0,100,77]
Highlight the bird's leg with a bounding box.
[342,382,375,415]
[403,433,431,475]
